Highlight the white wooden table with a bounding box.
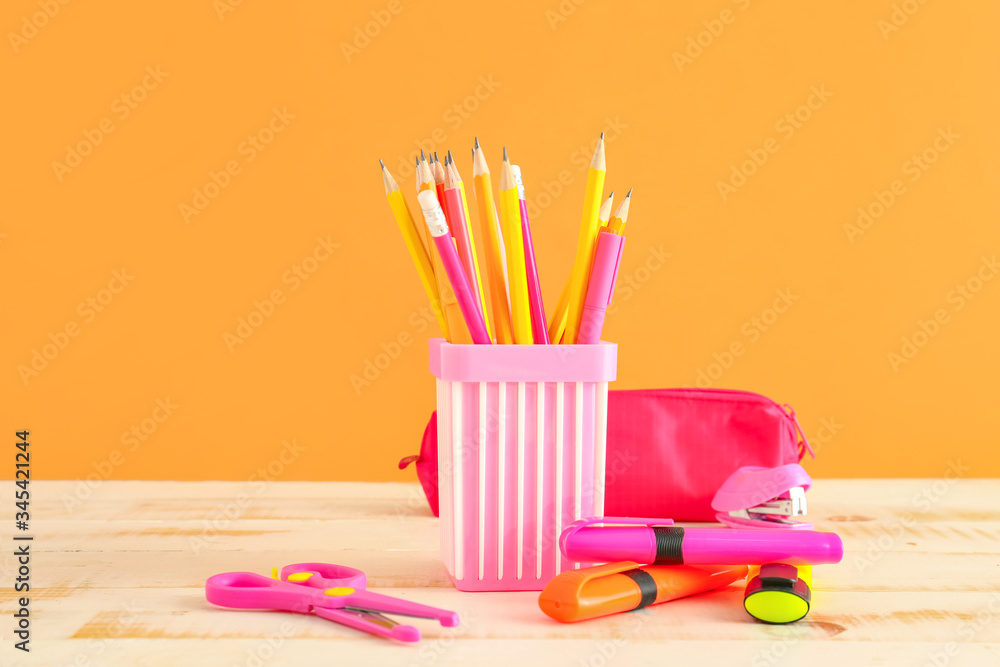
[2,480,998,666]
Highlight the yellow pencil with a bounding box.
[473,140,514,344]
[548,190,614,343]
[448,150,492,340]
[607,188,632,235]
[564,133,607,344]
[499,147,533,344]
[416,156,470,343]
[380,159,447,337]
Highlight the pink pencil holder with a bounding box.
[428,338,617,592]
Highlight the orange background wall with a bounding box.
[3,1,998,483]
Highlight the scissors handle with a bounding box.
[206,572,326,612]
[281,562,366,589]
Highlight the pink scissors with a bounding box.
[205,562,459,643]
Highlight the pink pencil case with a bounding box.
[402,387,812,524]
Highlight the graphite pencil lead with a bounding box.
[379,158,386,169]
[474,136,480,150]
[434,152,440,163]
[447,149,455,164]
[415,156,420,166]
[626,187,633,198]
[502,146,508,162]
[600,131,605,140]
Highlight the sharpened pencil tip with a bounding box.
[626,187,633,197]
[434,152,440,163]
[415,156,419,166]
[379,158,386,169]
[447,149,454,164]
[474,136,480,149]
[420,149,425,161]
[600,132,605,140]
[503,146,508,161]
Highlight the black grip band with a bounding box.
[621,568,658,610]
[653,526,685,564]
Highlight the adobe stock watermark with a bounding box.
[350,297,447,395]
[717,85,832,202]
[18,268,134,385]
[843,126,959,243]
[51,66,169,182]
[60,397,180,512]
[224,235,339,352]
[544,0,590,30]
[189,438,306,553]
[179,107,295,223]
[887,254,997,372]
[809,416,843,456]
[853,459,970,573]
[55,599,142,667]
[235,623,296,667]
[523,116,628,222]
[389,76,502,180]
[340,0,413,62]
[672,0,753,72]
[878,0,931,40]
[694,288,799,387]
[577,608,653,667]
[922,593,1000,667]
[213,0,246,21]
[406,609,477,667]
[8,0,72,54]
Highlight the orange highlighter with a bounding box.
[539,561,748,623]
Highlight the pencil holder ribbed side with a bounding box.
[429,338,617,592]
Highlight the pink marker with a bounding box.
[577,230,624,344]
[418,190,491,345]
[560,517,843,566]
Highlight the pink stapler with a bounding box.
[712,464,812,530]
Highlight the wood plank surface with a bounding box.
[1,479,998,666]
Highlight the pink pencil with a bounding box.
[417,190,491,344]
[510,165,549,344]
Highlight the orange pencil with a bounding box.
[472,139,514,344]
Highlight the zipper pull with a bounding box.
[782,404,815,460]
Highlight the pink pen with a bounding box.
[510,166,548,344]
[577,230,625,344]
[560,517,843,566]
[418,190,491,345]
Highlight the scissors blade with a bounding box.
[342,607,399,630]
[313,606,421,643]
